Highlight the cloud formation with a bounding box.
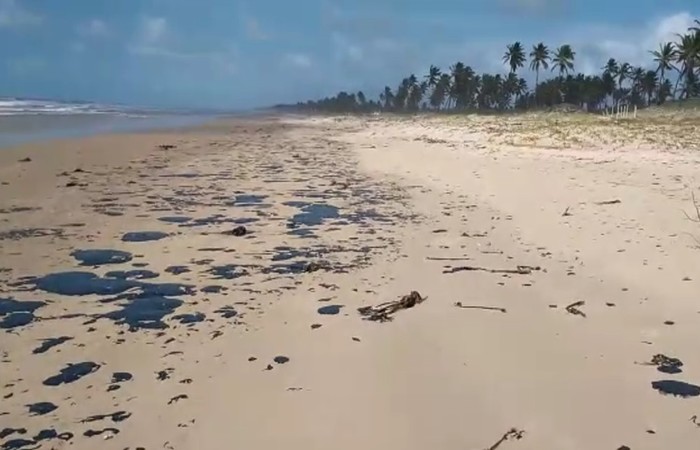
[78,19,110,38]
[0,0,41,28]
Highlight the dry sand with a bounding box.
[1,113,699,450]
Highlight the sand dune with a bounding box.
[1,113,699,450]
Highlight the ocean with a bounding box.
[0,98,229,148]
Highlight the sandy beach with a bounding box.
[1,112,700,450]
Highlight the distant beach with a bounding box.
[0,98,236,148]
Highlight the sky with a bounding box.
[0,0,698,109]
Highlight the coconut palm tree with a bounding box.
[674,30,700,98]
[503,42,526,74]
[529,43,550,89]
[641,70,659,105]
[425,65,441,89]
[551,44,575,76]
[649,42,676,103]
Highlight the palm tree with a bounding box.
[674,30,700,98]
[649,42,676,103]
[551,44,575,76]
[641,70,659,105]
[503,42,526,74]
[529,43,550,90]
[379,86,394,110]
[425,65,441,89]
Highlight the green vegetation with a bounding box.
[295,19,700,114]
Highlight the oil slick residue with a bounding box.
[43,362,101,386]
[32,336,73,354]
[651,380,700,397]
[207,264,245,280]
[171,312,205,325]
[0,297,46,330]
[26,402,58,416]
[70,249,133,266]
[158,216,192,224]
[285,202,340,227]
[121,231,169,242]
[101,295,184,330]
[25,271,192,297]
[104,270,159,280]
[317,305,344,315]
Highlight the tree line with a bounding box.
[293,18,699,114]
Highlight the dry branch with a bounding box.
[565,300,586,318]
[595,199,622,205]
[454,302,506,313]
[443,265,540,275]
[357,291,426,322]
[683,191,700,223]
[484,428,525,450]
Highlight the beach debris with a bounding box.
[638,354,684,374]
[595,199,622,205]
[158,144,176,150]
[565,300,586,318]
[443,265,540,275]
[81,411,131,423]
[357,291,426,322]
[168,394,188,405]
[224,225,247,237]
[453,302,506,313]
[652,380,700,397]
[310,323,322,329]
[83,427,119,438]
[18,157,31,163]
[484,427,525,450]
[426,256,471,261]
[26,402,58,416]
[273,356,290,364]
[691,415,700,427]
[562,206,572,216]
[317,305,343,315]
[43,361,100,386]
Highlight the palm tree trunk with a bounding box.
[658,69,664,105]
[535,69,539,107]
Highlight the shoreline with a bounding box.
[1,114,700,450]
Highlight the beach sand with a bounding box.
[1,113,699,450]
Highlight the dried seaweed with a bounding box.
[357,291,426,322]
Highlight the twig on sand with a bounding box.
[427,256,472,261]
[357,291,426,322]
[562,206,572,216]
[595,199,622,205]
[682,191,700,223]
[454,302,506,313]
[443,265,540,275]
[565,300,586,318]
[484,428,525,450]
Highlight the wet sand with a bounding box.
[1,113,699,450]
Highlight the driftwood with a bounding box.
[443,265,540,275]
[565,300,586,317]
[426,256,471,261]
[357,291,426,322]
[485,428,525,450]
[454,302,506,313]
[595,199,622,205]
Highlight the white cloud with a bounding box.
[7,57,44,75]
[69,42,86,53]
[244,16,269,41]
[78,19,109,37]
[332,32,364,63]
[284,53,313,69]
[0,0,41,28]
[140,17,168,44]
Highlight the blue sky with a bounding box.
[0,0,698,109]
